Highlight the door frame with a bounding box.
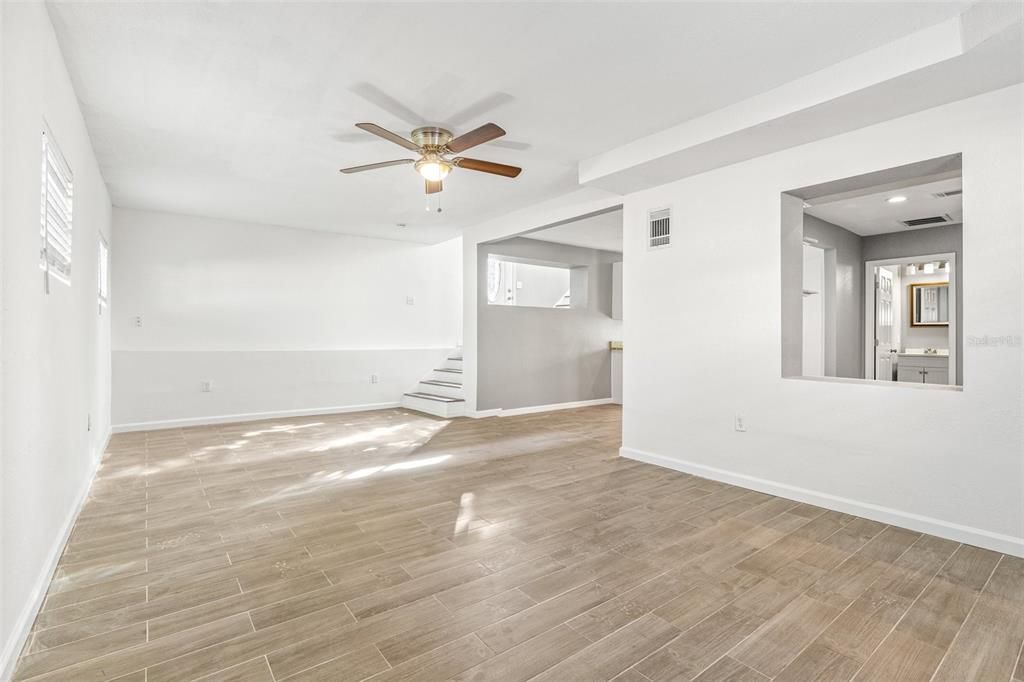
[864,252,957,384]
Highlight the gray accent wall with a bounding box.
[863,224,963,385]
[478,237,622,410]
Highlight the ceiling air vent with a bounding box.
[901,214,952,227]
[648,208,671,249]
[932,189,963,199]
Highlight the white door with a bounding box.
[874,267,897,380]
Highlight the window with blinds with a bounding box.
[98,238,110,307]
[40,126,74,287]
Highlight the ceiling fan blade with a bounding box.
[425,179,443,194]
[354,123,420,151]
[339,159,415,174]
[446,123,506,153]
[454,157,522,178]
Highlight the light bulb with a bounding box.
[923,263,935,274]
[907,264,918,275]
[415,157,451,181]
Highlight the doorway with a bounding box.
[865,253,957,385]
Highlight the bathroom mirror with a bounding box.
[910,282,950,326]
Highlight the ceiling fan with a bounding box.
[339,122,522,194]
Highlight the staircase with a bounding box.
[401,349,465,417]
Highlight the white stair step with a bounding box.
[404,391,463,402]
[419,379,463,398]
[421,379,462,388]
[401,392,465,418]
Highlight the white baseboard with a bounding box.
[111,402,401,433]
[466,409,501,419]
[465,399,613,419]
[0,434,107,681]
[621,446,1024,559]
[496,398,614,418]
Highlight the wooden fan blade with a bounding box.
[339,159,414,174]
[446,123,506,153]
[425,179,443,194]
[354,123,420,151]
[453,157,522,178]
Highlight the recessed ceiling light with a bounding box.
[886,196,908,204]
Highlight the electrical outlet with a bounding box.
[134,315,143,327]
[370,374,379,384]
[735,415,747,432]
[200,380,213,393]
[406,296,415,305]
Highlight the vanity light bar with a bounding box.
[905,261,949,275]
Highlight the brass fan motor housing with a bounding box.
[411,126,454,150]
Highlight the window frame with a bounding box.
[98,236,110,309]
[40,122,74,290]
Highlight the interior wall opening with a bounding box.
[782,153,963,387]
[476,207,624,411]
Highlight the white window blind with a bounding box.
[98,238,110,307]
[40,126,74,287]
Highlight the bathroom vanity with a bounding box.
[897,351,949,385]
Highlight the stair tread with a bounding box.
[435,368,462,373]
[404,392,465,403]
[421,379,462,388]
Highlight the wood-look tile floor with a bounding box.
[13,405,1024,681]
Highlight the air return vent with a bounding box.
[648,208,671,249]
[932,189,963,199]
[901,214,952,227]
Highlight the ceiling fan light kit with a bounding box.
[339,122,523,196]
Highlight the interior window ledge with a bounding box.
[783,375,963,391]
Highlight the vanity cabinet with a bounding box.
[897,354,949,385]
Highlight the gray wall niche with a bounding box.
[477,237,622,410]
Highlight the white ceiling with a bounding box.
[524,210,623,254]
[46,1,972,243]
[806,177,963,236]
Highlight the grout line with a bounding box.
[847,541,963,680]
[1010,638,1024,682]
[928,553,1002,682]
[729,523,914,678]
[374,645,393,670]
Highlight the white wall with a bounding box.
[1,2,113,675]
[621,85,1024,556]
[112,209,462,428]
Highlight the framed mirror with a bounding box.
[910,282,950,326]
